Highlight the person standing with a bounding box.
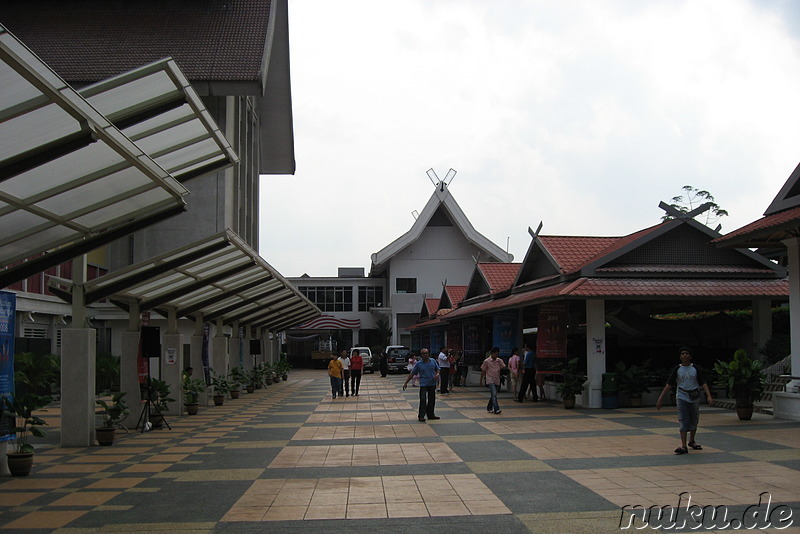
[437,347,450,395]
[403,348,440,422]
[406,354,418,386]
[327,353,344,400]
[656,346,713,455]
[350,350,363,396]
[480,347,506,414]
[508,348,521,399]
[515,343,538,403]
[338,350,351,397]
[379,350,388,377]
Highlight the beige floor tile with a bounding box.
[346,503,388,519]
[262,505,308,521]
[304,505,346,520]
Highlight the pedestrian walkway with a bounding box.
[1,370,799,533]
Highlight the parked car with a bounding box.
[350,347,374,373]
[385,345,412,374]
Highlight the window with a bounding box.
[395,278,417,294]
[298,286,353,312]
[358,286,384,311]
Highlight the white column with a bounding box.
[786,238,800,377]
[61,328,96,446]
[751,299,772,360]
[230,321,241,370]
[190,315,207,405]
[212,319,228,374]
[585,299,606,409]
[161,307,182,416]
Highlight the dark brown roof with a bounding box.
[2,0,273,84]
[714,206,800,248]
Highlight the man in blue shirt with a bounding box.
[403,348,441,422]
[515,343,539,402]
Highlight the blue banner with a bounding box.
[0,291,16,442]
[492,310,517,358]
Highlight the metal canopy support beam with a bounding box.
[178,275,275,316]
[139,261,255,310]
[243,302,308,328]
[224,297,300,325]
[202,284,287,322]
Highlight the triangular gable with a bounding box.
[465,263,521,300]
[440,285,468,309]
[765,161,800,215]
[584,218,782,276]
[370,183,513,274]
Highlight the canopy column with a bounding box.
[162,307,182,415]
[61,257,95,447]
[212,318,229,375]
[230,320,242,369]
[585,299,605,409]
[120,301,142,426]
[190,315,208,405]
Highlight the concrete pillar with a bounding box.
[190,325,208,406]
[120,330,141,426]
[161,307,181,416]
[752,299,772,360]
[585,299,606,409]
[61,328,96,447]
[786,238,800,377]
[212,318,228,375]
[230,321,242,370]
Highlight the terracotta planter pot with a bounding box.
[246,385,255,394]
[230,390,240,399]
[736,405,754,421]
[213,395,225,406]
[282,374,288,381]
[7,452,34,476]
[95,427,116,446]
[186,403,199,415]
[563,396,576,409]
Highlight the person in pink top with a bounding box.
[508,347,521,399]
[350,350,364,396]
[480,347,507,414]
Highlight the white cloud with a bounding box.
[260,0,800,279]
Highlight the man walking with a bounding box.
[656,346,713,455]
[350,350,363,396]
[338,350,351,397]
[515,343,538,403]
[403,348,441,422]
[481,347,506,414]
[437,347,450,395]
[327,353,344,400]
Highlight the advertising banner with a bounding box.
[430,328,444,354]
[492,310,517,357]
[0,291,16,442]
[201,323,211,385]
[536,302,568,374]
[462,318,483,365]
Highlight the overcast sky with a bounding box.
[259,0,800,280]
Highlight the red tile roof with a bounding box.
[424,298,440,316]
[714,206,800,248]
[443,285,468,307]
[2,1,274,84]
[478,263,521,293]
[445,277,789,320]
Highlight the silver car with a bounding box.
[350,347,374,373]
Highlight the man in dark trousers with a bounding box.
[514,343,538,402]
[403,348,441,422]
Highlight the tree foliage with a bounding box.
[661,185,729,229]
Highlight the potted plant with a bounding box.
[95,392,130,446]
[2,391,51,476]
[276,358,291,381]
[182,375,205,415]
[714,349,765,420]
[615,360,652,407]
[262,363,274,386]
[210,371,231,405]
[244,368,257,393]
[146,378,175,427]
[556,358,586,409]
[228,366,245,399]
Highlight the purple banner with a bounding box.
[0,291,17,442]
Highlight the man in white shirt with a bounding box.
[437,347,450,395]
[338,350,351,398]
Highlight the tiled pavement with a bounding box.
[1,370,799,533]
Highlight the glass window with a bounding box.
[395,278,416,294]
[298,286,353,312]
[358,286,384,311]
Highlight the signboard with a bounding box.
[165,348,177,365]
[0,291,16,442]
[492,310,517,357]
[536,302,568,374]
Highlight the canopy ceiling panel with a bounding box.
[0,26,196,286]
[50,230,320,330]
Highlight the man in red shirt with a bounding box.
[481,347,506,414]
[350,350,364,396]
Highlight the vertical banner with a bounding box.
[138,311,150,384]
[462,318,483,365]
[201,323,210,385]
[0,291,16,442]
[492,310,517,357]
[238,327,244,368]
[536,302,568,374]
[446,324,462,354]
